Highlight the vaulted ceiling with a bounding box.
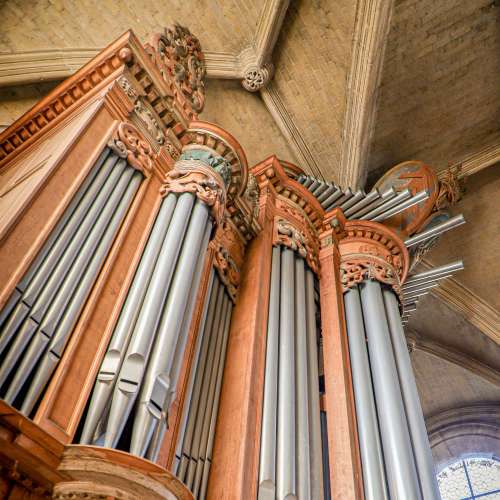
[0,0,499,431]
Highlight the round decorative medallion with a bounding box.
[374,160,439,237]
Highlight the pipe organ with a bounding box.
[0,24,465,500]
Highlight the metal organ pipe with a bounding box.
[360,280,422,500]
[0,151,141,414]
[81,194,178,445]
[383,289,441,500]
[304,268,324,500]
[277,247,297,500]
[295,256,311,499]
[344,287,388,500]
[259,247,281,499]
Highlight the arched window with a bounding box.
[436,455,500,499]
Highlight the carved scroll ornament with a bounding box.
[154,24,206,113]
[274,217,319,274]
[161,162,226,224]
[108,122,153,174]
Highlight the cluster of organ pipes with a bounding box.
[258,246,325,500]
[297,173,466,322]
[174,271,233,499]
[345,281,442,500]
[0,149,141,415]
[80,189,213,458]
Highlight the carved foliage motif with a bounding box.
[180,149,232,186]
[340,256,401,294]
[155,24,206,113]
[213,242,240,302]
[161,163,226,224]
[274,217,319,273]
[117,75,138,100]
[133,100,165,145]
[436,165,465,210]
[108,122,153,173]
[243,173,260,219]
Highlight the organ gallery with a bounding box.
[0,11,498,500]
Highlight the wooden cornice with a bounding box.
[420,260,500,345]
[407,329,500,386]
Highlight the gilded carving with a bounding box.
[161,163,226,224]
[243,172,260,218]
[108,122,153,174]
[154,24,206,113]
[133,99,165,145]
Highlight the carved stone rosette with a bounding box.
[108,122,154,174]
[338,220,409,296]
[161,160,226,225]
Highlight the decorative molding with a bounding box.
[261,84,323,178]
[406,329,500,386]
[108,122,154,174]
[439,140,500,179]
[339,0,395,189]
[420,260,500,345]
[426,403,500,468]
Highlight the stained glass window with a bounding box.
[437,455,500,500]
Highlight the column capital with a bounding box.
[338,220,409,296]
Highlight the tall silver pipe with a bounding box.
[371,190,430,222]
[16,148,112,294]
[304,269,324,500]
[277,247,297,500]
[131,201,211,457]
[191,294,230,497]
[320,187,343,209]
[302,177,314,189]
[20,171,142,415]
[177,279,222,480]
[309,180,321,193]
[326,188,352,211]
[404,261,464,285]
[317,184,337,204]
[339,190,365,212]
[25,159,125,317]
[0,158,123,357]
[104,192,195,449]
[350,187,396,219]
[402,276,452,292]
[161,222,212,423]
[360,280,422,500]
[343,190,380,218]
[3,166,135,404]
[172,270,216,473]
[344,286,388,500]
[199,299,233,500]
[311,182,329,197]
[404,215,466,247]
[383,289,441,500]
[295,257,311,500]
[80,194,178,444]
[259,246,281,500]
[360,189,411,221]
[0,291,24,355]
[402,282,439,296]
[185,285,226,489]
